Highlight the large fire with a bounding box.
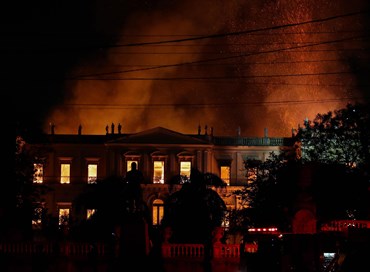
[44,0,369,137]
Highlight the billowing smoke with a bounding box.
[45,0,369,137]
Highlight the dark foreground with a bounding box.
[0,255,241,272]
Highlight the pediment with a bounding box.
[108,127,210,145]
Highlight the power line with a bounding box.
[106,48,370,55]
[72,34,368,78]
[106,10,369,48]
[73,58,369,68]
[56,97,365,109]
[70,71,356,81]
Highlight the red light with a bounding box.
[248,227,279,233]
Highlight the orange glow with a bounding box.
[44,1,368,137]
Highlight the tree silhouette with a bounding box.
[233,152,298,232]
[73,175,149,241]
[9,135,51,240]
[296,103,369,221]
[297,103,370,169]
[233,103,370,232]
[162,168,226,244]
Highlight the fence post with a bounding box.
[212,226,224,258]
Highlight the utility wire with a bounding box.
[67,10,369,78]
[72,34,368,79]
[71,70,360,82]
[57,97,365,109]
[107,11,369,47]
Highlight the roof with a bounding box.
[107,126,211,145]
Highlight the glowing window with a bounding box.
[152,199,164,226]
[59,208,70,226]
[180,161,191,178]
[88,164,97,184]
[247,167,257,183]
[220,166,230,185]
[33,163,43,183]
[127,160,139,172]
[60,163,70,184]
[32,207,43,228]
[222,209,231,230]
[87,209,96,219]
[153,161,164,184]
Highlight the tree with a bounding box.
[73,174,149,241]
[296,103,370,221]
[233,103,370,232]
[8,135,51,240]
[296,103,370,170]
[232,152,298,232]
[162,168,227,244]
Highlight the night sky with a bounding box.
[7,0,370,138]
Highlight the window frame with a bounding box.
[123,152,142,176]
[57,202,72,227]
[177,151,194,183]
[59,157,72,184]
[33,163,44,183]
[152,199,164,226]
[85,157,100,184]
[220,165,231,186]
[151,151,168,184]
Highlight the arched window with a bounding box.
[152,199,164,226]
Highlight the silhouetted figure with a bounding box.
[50,122,55,135]
[126,162,144,212]
[126,162,144,184]
[78,124,82,135]
[118,123,122,134]
[111,122,115,134]
[106,125,109,134]
[205,125,208,135]
[198,124,201,135]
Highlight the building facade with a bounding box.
[29,126,293,229]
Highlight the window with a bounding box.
[153,161,164,184]
[33,163,43,183]
[60,163,71,184]
[222,209,231,230]
[59,208,70,226]
[152,199,164,226]
[87,209,96,219]
[127,160,139,172]
[32,207,43,229]
[123,152,142,176]
[177,151,194,183]
[220,166,231,185]
[86,158,100,184]
[87,164,97,184]
[180,161,191,179]
[245,159,261,183]
[247,167,257,183]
